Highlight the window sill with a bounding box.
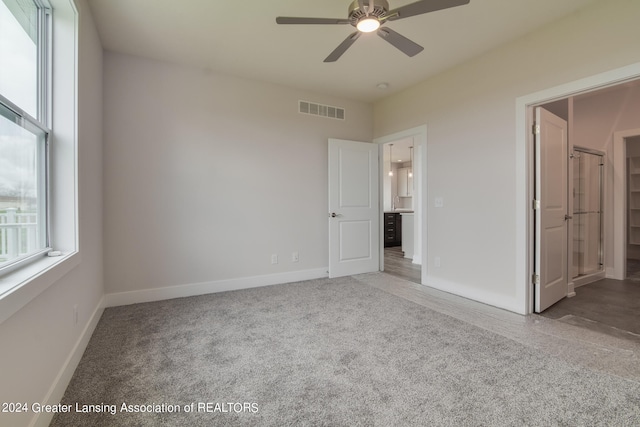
[0,251,80,325]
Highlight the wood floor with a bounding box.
[628,258,640,280]
[383,249,638,343]
[383,246,421,284]
[540,278,640,342]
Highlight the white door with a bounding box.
[535,107,569,312]
[328,139,379,278]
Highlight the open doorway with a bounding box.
[624,135,640,279]
[382,138,420,283]
[613,130,640,280]
[526,75,640,339]
[374,126,426,285]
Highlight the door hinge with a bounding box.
[532,199,540,210]
[532,123,540,135]
[532,274,540,285]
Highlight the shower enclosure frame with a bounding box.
[570,146,605,289]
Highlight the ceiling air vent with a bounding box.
[299,100,345,120]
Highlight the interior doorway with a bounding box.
[374,126,427,285]
[626,136,640,278]
[382,138,421,283]
[613,130,640,280]
[517,63,640,315]
[526,73,640,328]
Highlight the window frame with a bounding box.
[0,0,81,325]
[0,0,52,276]
[0,94,51,275]
[36,0,53,125]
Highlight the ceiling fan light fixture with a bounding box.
[356,17,380,33]
[276,0,469,62]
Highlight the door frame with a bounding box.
[516,62,640,314]
[612,128,640,279]
[374,125,427,284]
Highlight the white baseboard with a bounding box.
[424,276,526,315]
[105,268,329,307]
[573,271,606,288]
[30,296,105,427]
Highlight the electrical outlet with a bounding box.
[292,251,299,263]
[434,257,441,268]
[271,254,278,265]
[434,197,444,208]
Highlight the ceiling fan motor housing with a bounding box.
[348,0,390,26]
[275,0,470,61]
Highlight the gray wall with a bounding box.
[102,52,373,295]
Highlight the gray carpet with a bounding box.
[51,276,640,426]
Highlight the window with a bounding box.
[0,0,51,274]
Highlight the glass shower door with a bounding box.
[572,149,603,278]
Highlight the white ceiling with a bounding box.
[383,138,414,163]
[87,0,598,103]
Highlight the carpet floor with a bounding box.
[51,275,640,426]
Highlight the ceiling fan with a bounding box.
[276,0,470,62]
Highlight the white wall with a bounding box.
[573,85,640,153]
[373,0,640,312]
[0,1,104,426]
[103,53,372,298]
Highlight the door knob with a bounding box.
[565,214,573,220]
[330,212,340,218]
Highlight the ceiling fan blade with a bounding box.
[276,17,350,25]
[324,31,361,62]
[385,0,470,22]
[377,27,424,57]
